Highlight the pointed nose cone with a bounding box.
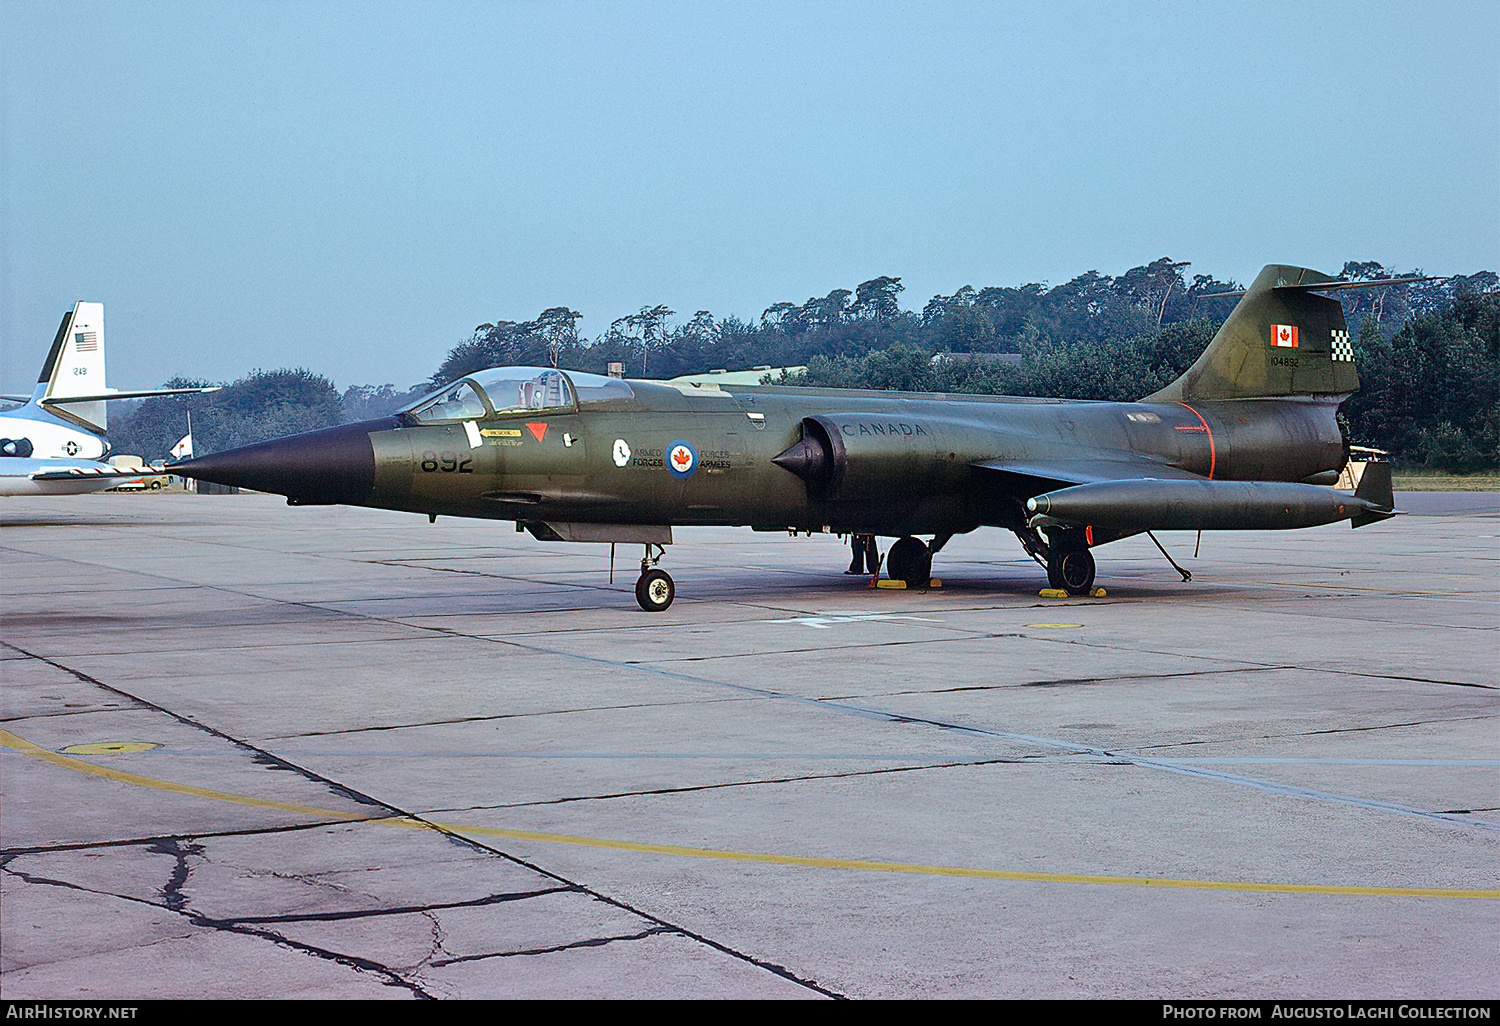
[170,419,395,503]
[771,435,831,482]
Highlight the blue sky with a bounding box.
[3,0,1496,394]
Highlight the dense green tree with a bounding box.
[433,306,588,383]
[340,382,431,423]
[851,277,904,322]
[1344,292,1500,468]
[534,306,584,368]
[137,257,1490,469]
[113,369,343,459]
[108,377,213,461]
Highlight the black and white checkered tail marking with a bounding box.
[1330,328,1354,363]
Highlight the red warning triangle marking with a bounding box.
[526,422,548,441]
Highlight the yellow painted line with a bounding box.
[0,728,402,824]
[434,823,1500,899]
[4,727,1496,900]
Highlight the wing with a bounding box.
[27,465,157,482]
[973,457,1207,491]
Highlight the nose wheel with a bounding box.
[886,536,932,585]
[882,533,951,586]
[634,544,675,611]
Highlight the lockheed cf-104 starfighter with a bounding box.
[171,264,1399,610]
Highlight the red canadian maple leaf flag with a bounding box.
[1271,324,1299,348]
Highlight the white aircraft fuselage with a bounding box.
[1,301,215,493]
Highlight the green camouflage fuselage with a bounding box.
[358,381,1344,538]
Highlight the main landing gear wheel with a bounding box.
[886,536,932,585]
[635,568,675,612]
[1046,538,1096,596]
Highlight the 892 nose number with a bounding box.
[420,451,473,473]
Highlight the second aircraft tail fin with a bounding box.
[38,301,110,432]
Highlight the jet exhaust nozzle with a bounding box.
[169,419,393,503]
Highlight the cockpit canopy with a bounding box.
[399,368,634,424]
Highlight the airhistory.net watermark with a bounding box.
[4,1008,137,1020]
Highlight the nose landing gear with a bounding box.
[885,536,931,585]
[884,533,951,586]
[634,544,675,611]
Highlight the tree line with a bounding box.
[109,258,1499,470]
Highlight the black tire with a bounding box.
[1047,546,1095,596]
[886,536,931,585]
[635,568,675,612]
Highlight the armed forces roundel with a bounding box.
[666,439,698,478]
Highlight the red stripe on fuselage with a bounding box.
[1177,403,1216,479]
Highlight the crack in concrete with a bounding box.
[1,707,132,724]
[1,816,419,858]
[148,837,203,913]
[185,916,436,999]
[424,756,1038,814]
[265,696,750,741]
[1299,713,1498,736]
[0,642,842,998]
[2,850,433,997]
[427,925,676,966]
[432,925,840,997]
[627,630,1020,664]
[1002,666,1284,691]
[419,908,452,969]
[1134,713,1498,752]
[1,860,163,908]
[220,886,578,924]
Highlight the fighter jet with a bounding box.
[171,264,1402,610]
[1,302,217,495]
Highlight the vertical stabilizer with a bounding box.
[40,302,109,431]
[1144,265,1358,402]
